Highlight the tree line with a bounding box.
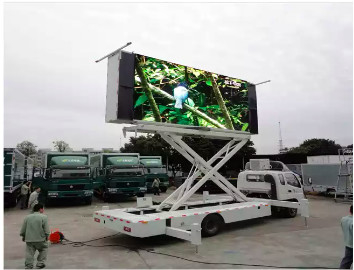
[119,136,352,175]
[16,141,71,156]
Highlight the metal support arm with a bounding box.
[123,124,252,212]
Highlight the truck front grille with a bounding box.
[115,182,142,188]
[58,184,85,191]
[64,193,79,197]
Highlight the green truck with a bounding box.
[32,152,94,205]
[140,156,169,193]
[92,153,146,201]
[4,148,33,207]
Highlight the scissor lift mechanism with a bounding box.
[93,124,309,249]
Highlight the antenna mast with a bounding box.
[278,122,285,154]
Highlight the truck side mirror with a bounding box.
[93,168,99,178]
[44,169,50,179]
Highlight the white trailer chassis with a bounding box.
[93,125,309,248]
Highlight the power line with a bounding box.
[59,235,336,269]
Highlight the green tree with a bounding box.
[53,141,70,152]
[222,140,256,173]
[287,138,342,155]
[183,137,218,160]
[120,135,170,156]
[16,141,37,156]
[235,140,256,157]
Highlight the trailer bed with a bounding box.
[93,200,271,237]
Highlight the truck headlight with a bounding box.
[48,192,58,197]
[108,188,118,193]
[139,187,147,191]
[84,190,93,195]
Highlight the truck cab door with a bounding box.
[276,173,291,201]
[283,173,304,200]
[92,168,103,189]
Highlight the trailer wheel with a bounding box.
[201,214,224,237]
[281,207,297,218]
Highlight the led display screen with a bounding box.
[106,51,258,134]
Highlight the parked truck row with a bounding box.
[4,150,169,207]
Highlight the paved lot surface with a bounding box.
[4,189,351,269]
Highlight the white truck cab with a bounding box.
[237,159,305,217]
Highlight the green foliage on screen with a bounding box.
[133,54,250,131]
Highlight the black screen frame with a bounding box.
[115,51,258,134]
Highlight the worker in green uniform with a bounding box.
[28,187,41,211]
[152,178,160,195]
[340,205,353,269]
[20,203,50,269]
[20,181,31,209]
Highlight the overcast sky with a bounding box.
[4,2,353,154]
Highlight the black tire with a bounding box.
[271,206,282,217]
[102,191,109,202]
[9,194,18,208]
[160,187,167,193]
[325,189,335,197]
[45,197,52,207]
[201,214,224,237]
[281,207,298,218]
[84,197,92,205]
[137,193,144,198]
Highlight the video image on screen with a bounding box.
[133,54,251,132]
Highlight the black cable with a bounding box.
[61,234,121,247]
[146,250,339,269]
[60,236,337,269]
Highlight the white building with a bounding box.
[307,155,353,164]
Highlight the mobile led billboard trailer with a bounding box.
[105,51,258,134]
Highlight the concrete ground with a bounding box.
[4,189,352,269]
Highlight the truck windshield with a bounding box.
[109,168,143,176]
[51,168,90,179]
